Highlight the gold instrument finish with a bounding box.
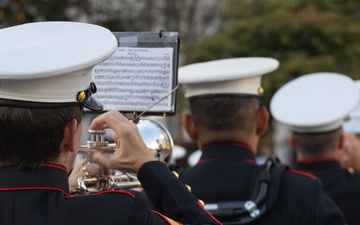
[73,117,174,194]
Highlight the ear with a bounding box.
[182,114,198,141]
[256,106,269,136]
[289,133,296,150]
[63,119,78,153]
[337,129,344,150]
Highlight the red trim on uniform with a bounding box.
[202,141,253,153]
[197,201,222,225]
[151,210,181,225]
[0,186,72,197]
[197,159,212,165]
[300,170,314,174]
[41,163,68,173]
[2,163,68,173]
[285,170,316,180]
[297,158,339,163]
[245,159,256,164]
[0,186,135,198]
[196,155,256,165]
[68,189,136,199]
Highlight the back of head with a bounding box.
[0,21,117,168]
[342,80,360,135]
[270,72,360,157]
[189,96,260,135]
[291,129,342,157]
[179,57,279,141]
[0,107,83,168]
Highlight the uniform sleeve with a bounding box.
[314,179,346,225]
[133,190,188,225]
[137,161,221,225]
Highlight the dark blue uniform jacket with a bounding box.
[297,159,360,225]
[179,142,345,225]
[0,161,221,225]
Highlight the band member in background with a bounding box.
[177,58,345,224]
[341,132,360,173]
[341,80,360,173]
[0,21,221,225]
[270,72,360,225]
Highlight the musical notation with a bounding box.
[92,47,174,112]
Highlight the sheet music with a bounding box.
[92,47,174,112]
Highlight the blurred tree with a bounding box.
[0,0,220,40]
[0,0,92,27]
[182,0,360,101]
[179,0,360,156]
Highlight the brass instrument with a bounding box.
[72,117,173,194]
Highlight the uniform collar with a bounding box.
[0,164,70,193]
[296,158,341,172]
[198,142,256,164]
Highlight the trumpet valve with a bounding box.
[86,130,109,148]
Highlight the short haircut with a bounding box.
[292,128,341,157]
[0,106,83,168]
[189,96,261,134]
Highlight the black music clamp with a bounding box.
[159,30,164,38]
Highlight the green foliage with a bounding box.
[0,0,92,27]
[180,0,360,148]
[182,0,360,103]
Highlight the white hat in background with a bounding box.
[0,21,117,110]
[343,80,360,134]
[270,72,360,133]
[169,145,187,164]
[187,149,202,167]
[178,57,279,99]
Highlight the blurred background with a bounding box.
[2,0,360,167]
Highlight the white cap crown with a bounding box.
[270,72,360,133]
[0,21,118,110]
[178,57,279,99]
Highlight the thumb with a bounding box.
[86,163,101,176]
[93,152,113,169]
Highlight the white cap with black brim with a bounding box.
[0,21,118,110]
[270,72,360,133]
[178,57,279,101]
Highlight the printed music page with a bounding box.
[92,47,174,112]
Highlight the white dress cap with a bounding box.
[270,72,360,133]
[178,57,279,99]
[0,21,118,110]
[169,145,187,164]
[187,149,202,167]
[172,145,186,160]
[343,80,360,133]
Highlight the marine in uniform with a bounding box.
[342,80,360,173]
[270,72,360,225]
[0,21,221,225]
[177,59,345,225]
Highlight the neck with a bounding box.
[49,147,76,172]
[198,133,258,155]
[297,150,341,161]
[49,159,70,171]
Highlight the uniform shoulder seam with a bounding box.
[285,169,316,180]
[67,189,136,199]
